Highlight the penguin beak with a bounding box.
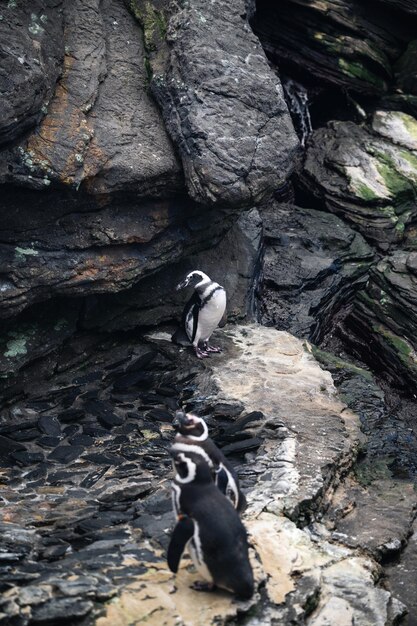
[176,278,188,290]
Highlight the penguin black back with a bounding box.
[168,450,254,599]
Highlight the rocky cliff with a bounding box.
[1,0,417,625]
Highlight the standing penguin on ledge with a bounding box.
[168,449,254,599]
[172,410,247,512]
[174,270,226,359]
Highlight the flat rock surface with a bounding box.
[0,324,405,624]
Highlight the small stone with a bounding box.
[38,415,61,437]
[69,433,94,446]
[10,451,45,465]
[31,597,93,622]
[58,408,84,423]
[48,445,84,464]
[10,428,40,442]
[38,436,61,448]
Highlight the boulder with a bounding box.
[258,203,374,341]
[251,0,413,95]
[301,111,417,247]
[0,194,236,319]
[343,251,417,391]
[131,0,299,205]
[0,0,64,146]
[0,0,181,195]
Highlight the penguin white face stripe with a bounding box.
[171,442,213,467]
[185,419,209,442]
[174,453,197,484]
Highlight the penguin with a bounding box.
[172,410,247,512]
[168,449,254,599]
[175,270,226,359]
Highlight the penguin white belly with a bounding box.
[187,522,212,582]
[197,289,226,343]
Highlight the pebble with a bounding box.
[38,415,62,437]
[48,445,84,464]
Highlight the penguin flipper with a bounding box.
[236,490,247,513]
[183,292,201,343]
[167,515,194,573]
[215,466,229,496]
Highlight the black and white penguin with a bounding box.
[172,410,247,512]
[175,270,226,359]
[168,449,254,599]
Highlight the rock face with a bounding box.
[258,203,374,341]
[81,207,262,332]
[343,251,417,391]
[0,1,64,146]
[0,192,238,319]
[251,0,415,95]
[0,0,181,195]
[301,111,417,247]
[139,0,300,205]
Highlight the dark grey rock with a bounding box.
[0,0,180,195]
[252,0,411,95]
[31,596,93,623]
[0,0,64,146]
[48,445,84,464]
[258,203,374,341]
[300,113,417,247]
[137,0,299,205]
[343,251,417,392]
[37,416,61,437]
[11,451,45,466]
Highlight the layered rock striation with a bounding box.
[301,110,417,248]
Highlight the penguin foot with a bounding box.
[190,580,216,593]
[195,346,210,359]
[204,343,222,353]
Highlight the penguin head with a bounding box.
[176,270,211,291]
[173,411,208,441]
[171,450,212,485]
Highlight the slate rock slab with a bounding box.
[137,0,299,205]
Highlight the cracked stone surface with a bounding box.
[142,0,300,205]
[300,111,417,247]
[0,324,407,624]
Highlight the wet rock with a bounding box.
[252,0,413,95]
[327,476,416,559]
[0,523,39,562]
[258,203,374,341]
[37,417,61,438]
[343,251,417,391]
[11,451,45,466]
[0,436,26,466]
[375,0,417,14]
[133,0,299,206]
[0,0,64,146]
[30,597,93,623]
[48,446,84,464]
[301,111,417,247]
